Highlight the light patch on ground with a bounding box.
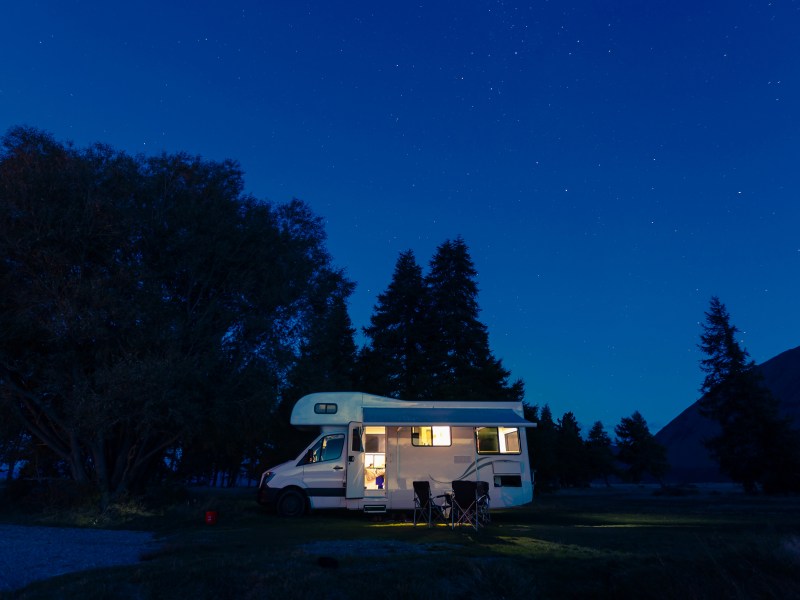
[300,539,459,557]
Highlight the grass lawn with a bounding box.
[3,484,800,599]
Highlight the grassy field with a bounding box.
[2,484,800,599]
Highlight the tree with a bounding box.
[585,421,616,486]
[698,296,751,406]
[698,297,800,493]
[287,275,358,398]
[264,277,360,468]
[522,402,539,476]
[614,411,669,484]
[358,238,524,401]
[530,404,558,492]
[424,237,523,400]
[360,250,431,398]
[0,127,349,503]
[556,412,589,487]
[0,403,28,481]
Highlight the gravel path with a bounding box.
[0,524,158,592]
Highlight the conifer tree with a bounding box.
[424,237,523,400]
[523,402,539,473]
[699,297,751,406]
[288,279,358,397]
[585,421,616,486]
[360,250,431,398]
[698,297,800,492]
[530,404,558,491]
[614,411,669,484]
[556,412,589,487]
[266,281,358,465]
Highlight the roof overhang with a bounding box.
[362,407,536,427]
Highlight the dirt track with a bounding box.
[0,524,157,592]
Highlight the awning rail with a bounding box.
[362,407,536,427]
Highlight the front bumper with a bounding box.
[256,483,280,507]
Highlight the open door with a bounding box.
[346,422,364,499]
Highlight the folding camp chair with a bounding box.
[412,480,449,527]
[450,480,480,530]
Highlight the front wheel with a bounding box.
[276,489,306,517]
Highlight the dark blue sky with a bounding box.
[3,1,799,432]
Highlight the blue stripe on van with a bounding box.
[306,487,347,497]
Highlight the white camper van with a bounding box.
[257,392,535,516]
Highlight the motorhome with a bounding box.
[257,392,536,517]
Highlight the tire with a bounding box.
[276,489,306,517]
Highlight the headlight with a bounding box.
[260,471,276,487]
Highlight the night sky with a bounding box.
[3,1,799,432]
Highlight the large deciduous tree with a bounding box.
[698,297,800,493]
[0,126,350,503]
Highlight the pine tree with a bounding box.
[585,421,616,486]
[523,402,539,477]
[359,237,523,401]
[556,412,589,487]
[288,280,358,397]
[271,284,358,465]
[614,411,669,484]
[425,237,523,400]
[698,297,800,492]
[699,296,751,410]
[360,250,431,398]
[530,404,558,492]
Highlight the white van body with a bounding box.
[257,392,535,516]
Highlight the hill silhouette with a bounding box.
[655,345,800,483]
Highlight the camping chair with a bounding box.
[412,481,449,527]
[450,480,480,531]
[476,480,491,526]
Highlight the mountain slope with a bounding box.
[655,345,800,483]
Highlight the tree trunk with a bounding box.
[68,430,91,485]
[90,437,112,509]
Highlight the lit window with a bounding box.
[476,427,521,454]
[411,426,451,447]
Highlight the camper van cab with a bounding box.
[257,392,535,517]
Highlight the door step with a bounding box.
[363,504,387,514]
